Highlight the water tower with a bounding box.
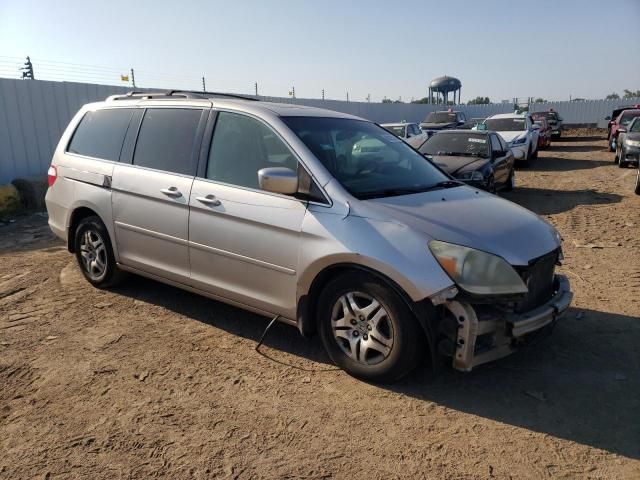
[428,75,462,105]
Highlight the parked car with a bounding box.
[615,116,640,168]
[419,110,467,133]
[531,110,563,137]
[605,104,640,141]
[381,122,426,142]
[481,113,540,165]
[408,130,515,192]
[533,117,552,149]
[609,109,640,152]
[45,91,572,382]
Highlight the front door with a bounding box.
[188,111,307,318]
[112,107,206,283]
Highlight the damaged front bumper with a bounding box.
[441,275,572,372]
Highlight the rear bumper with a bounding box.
[445,275,572,372]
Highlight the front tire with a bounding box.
[74,216,125,288]
[317,272,422,383]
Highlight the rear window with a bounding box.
[67,108,133,161]
[132,108,202,175]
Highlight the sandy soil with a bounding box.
[1,131,639,479]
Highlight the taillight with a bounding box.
[47,165,57,187]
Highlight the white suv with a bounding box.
[482,113,540,165]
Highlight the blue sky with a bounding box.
[1,0,639,102]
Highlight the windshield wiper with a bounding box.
[357,181,462,199]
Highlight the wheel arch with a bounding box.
[297,262,440,369]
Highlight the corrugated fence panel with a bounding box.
[1,77,639,184]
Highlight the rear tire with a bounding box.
[74,216,126,288]
[317,272,422,383]
[504,168,515,191]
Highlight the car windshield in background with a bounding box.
[620,112,640,126]
[384,125,406,137]
[281,117,453,199]
[484,118,527,131]
[419,133,490,158]
[424,112,456,124]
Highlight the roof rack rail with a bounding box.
[168,90,260,101]
[106,90,259,102]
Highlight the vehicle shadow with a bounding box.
[392,307,640,460]
[115,276,640,459]
[554,135,604,143]
[521,155,612,171]
[546,144,609,153]
[502,187,622,215]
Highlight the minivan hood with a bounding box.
[357,187,559,266]
[498,131,527,142]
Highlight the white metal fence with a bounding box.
[1,77,639,184]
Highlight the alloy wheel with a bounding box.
[79,229,107,280]
[330,291,394,366]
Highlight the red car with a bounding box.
[606,104,640,142]
[532,117,552,149]
[609,109,640,152]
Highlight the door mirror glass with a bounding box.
[258,167,298,194]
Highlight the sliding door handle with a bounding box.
[196,194,221,206]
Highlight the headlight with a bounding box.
[511,137,527,145]
[626,139,640,147]
[428,240,528,295]
[457,170,484,181]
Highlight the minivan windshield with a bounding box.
[282,117,455,199]
[419,132,490,158]
[484,118,527,131]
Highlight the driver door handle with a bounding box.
[196,194,221,206]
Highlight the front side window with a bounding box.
[67,108,133,161]
[133,108,202,175]
[420,132,490,158]
[207,111,298,189]
[282,116,451,200]
[490,135,502,152]
[630,118,640,133]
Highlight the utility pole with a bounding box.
[131,68,136,88]
[322,89,325,100]
[255,82,258,96]
[346,92,349,102]
[292,86,295,98]
[202,76,206,92]
[366,94,370,103]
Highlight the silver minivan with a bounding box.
[45,91,572,382]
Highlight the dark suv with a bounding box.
[419,110,467,133]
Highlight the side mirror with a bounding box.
[258,167,298,194]
[605,116,611,121]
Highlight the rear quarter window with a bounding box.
[67,108,134,161]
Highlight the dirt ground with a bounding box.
[1,131,639,479]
